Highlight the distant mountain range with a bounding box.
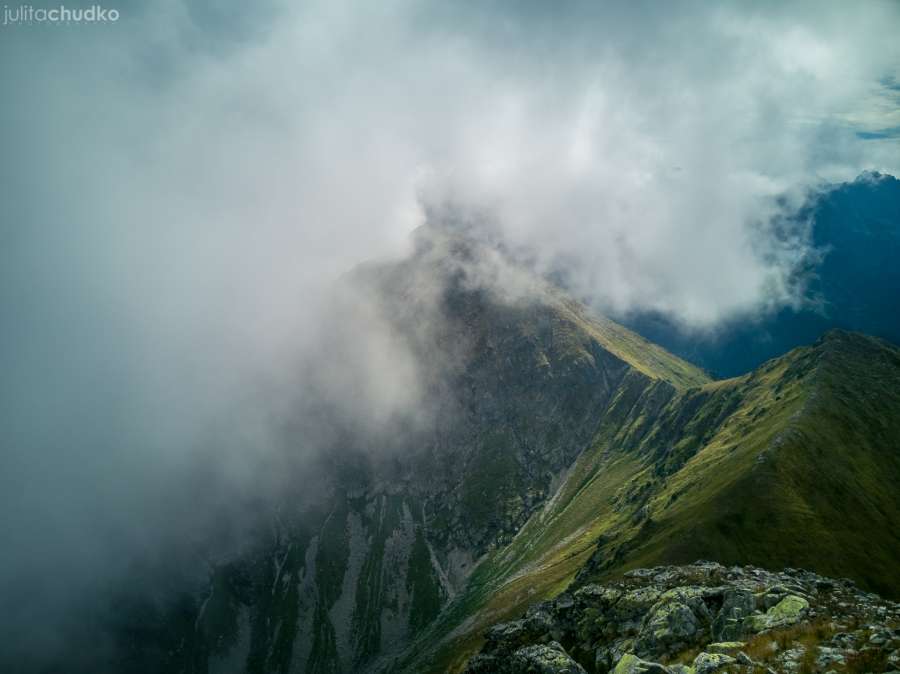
[619,172,900,378]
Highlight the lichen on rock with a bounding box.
[463,562,900,674]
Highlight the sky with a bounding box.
[1,0,899,667]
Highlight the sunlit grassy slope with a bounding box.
[549,293,711,390]
[395,330,900,673]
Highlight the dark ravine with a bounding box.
[110,227,900,674]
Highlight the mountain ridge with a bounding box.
[93,228,900,674]
[390,329,900,673]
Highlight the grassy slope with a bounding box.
[553,295,711,390]
[398,331,900,673]
[617,331,900,599]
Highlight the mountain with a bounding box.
[106,224,707,674]
[391,329,900,673]
[619,172,900,378]
[102,224,899,674]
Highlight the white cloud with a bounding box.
[1,0,899,664]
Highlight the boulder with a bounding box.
[711,588,755,640]
[692,651,735,674]
[635,599,700,657]
[815,645,850,668]
[706,641,745,654]
[466,641,587,673]
[483,620,532,654]
[612,653,672,674]
[744,595,809,633]
[512,642,587,673]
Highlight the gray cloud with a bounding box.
[1,0,899,667]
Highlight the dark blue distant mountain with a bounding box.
[620,172,900,378]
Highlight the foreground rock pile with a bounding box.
[464,562,900,674]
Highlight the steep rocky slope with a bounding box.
[113,227,900,674]
[122,226,708,674]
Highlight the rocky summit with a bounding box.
[464,562,900,674]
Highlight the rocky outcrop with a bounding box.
[467,641,588,673]
[464,562,900,673]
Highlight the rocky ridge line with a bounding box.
[464,562,900,674]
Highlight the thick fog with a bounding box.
[1,0,899,667]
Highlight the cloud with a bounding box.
[1,0,899,667]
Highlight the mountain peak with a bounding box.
[810,328,900,369]
[382,222,713,390]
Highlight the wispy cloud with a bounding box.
[1,0,899,667]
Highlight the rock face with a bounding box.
[464,562,900,674]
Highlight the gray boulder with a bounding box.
[466,641,587,673]
[692,651,735,674]
[612,653,672,674]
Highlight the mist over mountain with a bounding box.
[6,217,899,674]
[2,2,900,674]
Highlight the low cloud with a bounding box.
[1,0,899,667]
